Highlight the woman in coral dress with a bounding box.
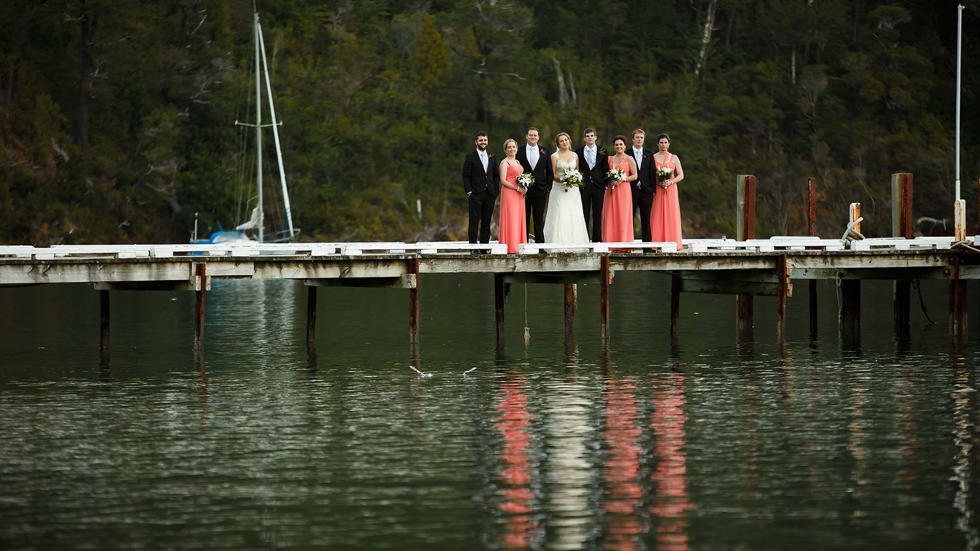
[601,135,638,243]
[650,133,684,251]
[497,138,528,254]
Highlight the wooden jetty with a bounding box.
[1,236,977,354]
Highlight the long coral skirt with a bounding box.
[601,183,633,243]
[650,185,682,251]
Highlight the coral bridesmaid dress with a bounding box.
[499,163,527,254]
[601,156,634,243]
[650,154,683,251]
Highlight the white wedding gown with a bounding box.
[543,157,590,244]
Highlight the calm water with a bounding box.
[1,274,978,550]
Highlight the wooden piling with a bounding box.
[776,254,789,341]
[408,258,420,355]
[736,175,756,341]
[99,290,110,357]
[306,285,317,352]
[563,283,576,344]
[950,256,968,335]
[670,273,681,338]
[807,177,818,339]
[194,264,206,350]
[892,173,913,339]
[494,274,505,351]
[839,204,861,340]
[600,255,610,344]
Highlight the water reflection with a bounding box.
[952,354,978,550]
[495,372,540,548]
[602,375,644,550]
[650,373,692,551]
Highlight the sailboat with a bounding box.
[192,9,297,244]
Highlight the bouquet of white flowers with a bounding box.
[657,166,673,185]
[516,173,534,188]
[606,168,625,187]
[559,169,583,191]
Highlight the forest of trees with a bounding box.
[1,0,977,245]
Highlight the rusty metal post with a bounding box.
[194,264,206,350]
[408,259,420,356]
[600,256,610,344]
[670,273,681,338]
[892,173,913,339]
[954,199,967,242]
[736,175,756,341]
[807,177,818,339]
[99,290,110,358]
[306,285,317,352]
[494,274,505,351]
[563,283,576,344]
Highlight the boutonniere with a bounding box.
[539,147,547,155]
[598,148,607,155]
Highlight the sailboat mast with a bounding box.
[257,20,296,240]
[254,12,264,243]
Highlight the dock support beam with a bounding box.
[563,283,576,344]
[494,274,505,352]
[100,290,110,358]
[776,255,789,341]
[408,259,420,356]
[950,256,968,336]
[892,172,913,340]
[194,264,206,351]
[306,286,317,352]
[839,204,861,341]
[736,174,756,341]
[670,274,681,338]
[807,177,818,339]
[600,256,610,345]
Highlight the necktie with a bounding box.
[586,148,595,169]
[480,151,488,172]
[529,146,538,169]
[634,149,642,170]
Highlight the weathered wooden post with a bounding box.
[669,274,681,338]
[807,177,818,339]
[950,256,967,335]
[736,174,756,340]
[306,286,317,352]
[600,255,610,344]
[494,274,505,351]
[776,254,790,341]
[563,283,576,344]
[194,263,206,350]
[892,172,913,339]
[839,204,861,338]
[408,258,420,356]
[100,290,110,358]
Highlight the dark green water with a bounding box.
[1,275,978,550]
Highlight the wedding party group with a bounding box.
[461,127,685,254]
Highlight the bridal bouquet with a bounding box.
[516,173,534,188]
[657,166,673,186]
[559,169,583,191]
[606,168,625,187]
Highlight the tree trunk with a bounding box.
[695,0,717,78]
[75,2,97,149]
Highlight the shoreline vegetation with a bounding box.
[0,1,976,245]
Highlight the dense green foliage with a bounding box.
[1,0,977,244]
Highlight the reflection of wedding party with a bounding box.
[462,127,685,254]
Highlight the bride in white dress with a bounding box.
[544,132,591,244]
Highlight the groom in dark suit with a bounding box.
[461,131,498,245]
[629,128,656,242]
[517,127,552,243]
[576,127,607,241]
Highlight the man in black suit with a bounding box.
[461,131,498,246]
[517,127,552,242]
[576,127,607,242]
[628,128,656,242]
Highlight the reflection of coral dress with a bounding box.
[499,163,527,254]
[650,154,683,251]
[601,156,634,242]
